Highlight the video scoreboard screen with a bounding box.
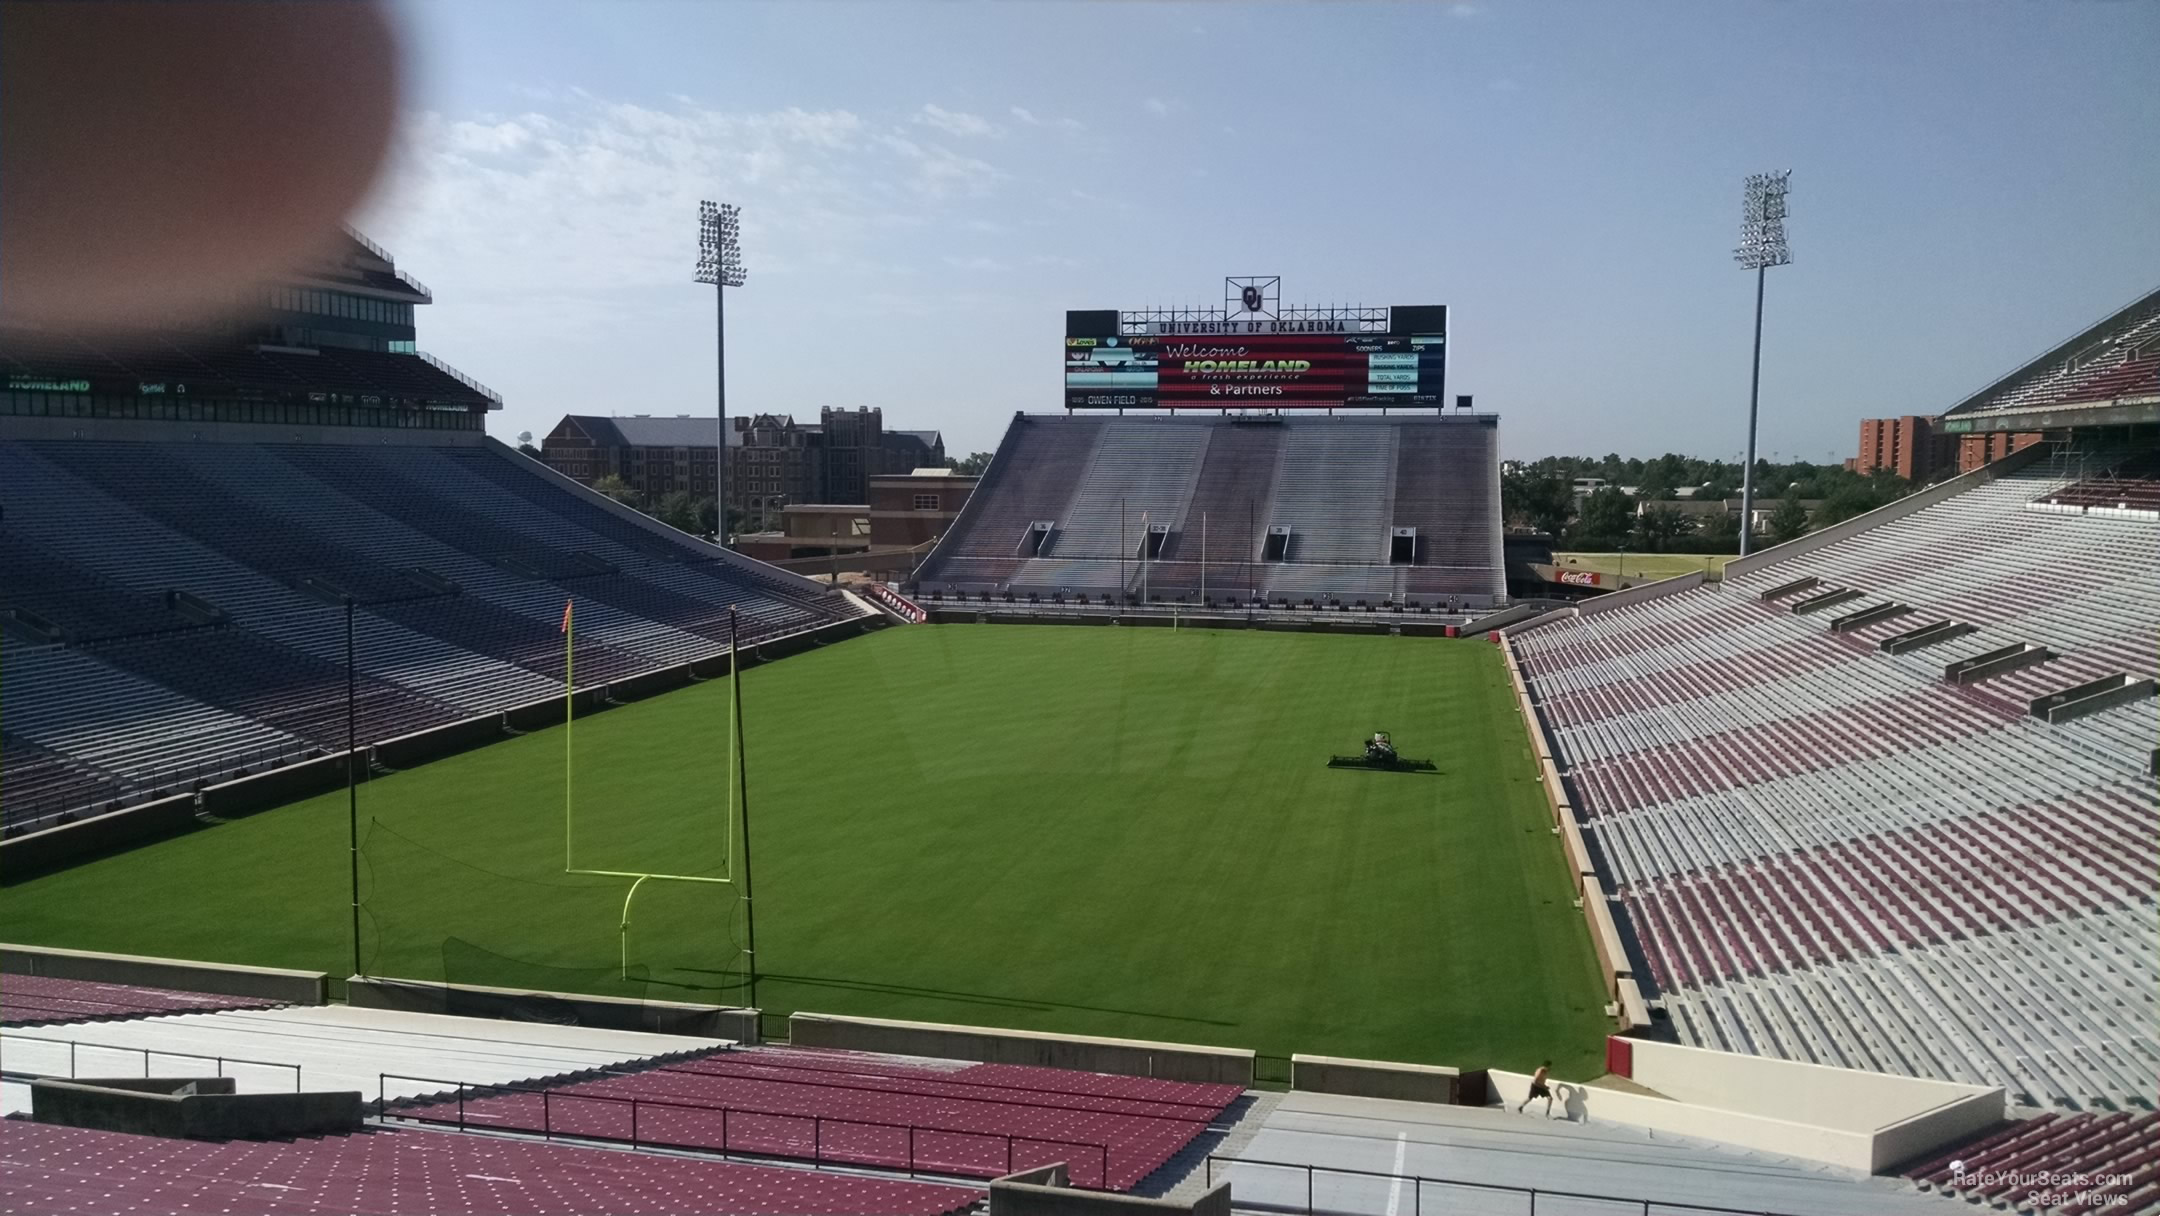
[1064,306,1446,409]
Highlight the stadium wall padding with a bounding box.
[30,1077,363,1140]
[0,792,200,879]
[1289,1053,1464,1104]
[1621,1038,2003,1154]
[788,1012,1254,1086]
[1602,1037,2004,1173]
[371,715,508,771]
[199,751,354,819]
[989,1168,1231,1216]
[1721,440,2051,581]
[344,975,757,1041]
[1496,632,1640,1022]
[1459,603,1542,635]
[932,607,1457,636]
[1498,605,1578,635]
[598,666,694,704]
[1575,570,1704,616]
[0,942,328,1004]
[1486,1065,1877,1172]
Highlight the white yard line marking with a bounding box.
[1385,1131,1408,1216]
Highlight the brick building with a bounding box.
[540,415,721,500]
[1847,414,2041,479]
[1850,415,1957,481]
[542,407,943,520]
[870,469,977,548]
[1956,431,2045,473]
[731,408,943,526]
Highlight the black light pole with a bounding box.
[1734,170,1792,556]
[729,609,758,1013]
[696,201,746,544]
[1247,497,1256,616]
[344,598,361,980]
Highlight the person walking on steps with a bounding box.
[1517,1061,1556,1118]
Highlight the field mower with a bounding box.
[1327,731,1437,773]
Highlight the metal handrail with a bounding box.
[0,1031,302,1090]
[417,352,503,405]
[648,1057,1226,1119]
[377,1073,1114,1187]
[1208,1154,1822,1216]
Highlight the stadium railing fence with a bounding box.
[4,1031,302,1091]
[1206,1154,1826,1216]
[376,1072,1114,1187]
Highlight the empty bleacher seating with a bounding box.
[0,438,867,830]
[2041,450,2160,515]
[914,414,1502,607]
[1507,458,2159,1114]
[392,1044,1241,1192]
[0,1119,983,1216]
[1905,1111,2160,1215]
[0,975,282,1026]
[1944,288,2160,418]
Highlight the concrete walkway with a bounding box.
[1218,1092,1966,1215]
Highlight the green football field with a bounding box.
[0,624,1611,1076]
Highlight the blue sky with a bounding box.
[358,0,2160,462]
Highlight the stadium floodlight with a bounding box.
[695,201,746,539]
[695,200,747,288]
[1734,171,1792,272]
[1734,171,1792,556]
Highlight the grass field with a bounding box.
[1554,552,1737,581]
[0,625,1611,1076]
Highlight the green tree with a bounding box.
[590,474,638,506]
[1634,505,1691,552]
[1638,454,1688,501]
[1575,486,1635,542]
[948,451,994,476]
[1767,498,1812,544]
[1815,473,1909,526]
[1523,477,1575,537]
[1696,510,1741,550]
[655,490,699,534]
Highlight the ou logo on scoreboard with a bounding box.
[1239,285,1266,313]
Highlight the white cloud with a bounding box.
[1490,77,1521,92]
[1144,97,1172,116]
[1450,2,1480,16]
[915,103,998,139]
[943,255,1010,272]
[1011,105,1083,132]
[357,97,1009,312]
[877,132,1004,197]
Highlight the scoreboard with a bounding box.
[1065,306,1446,410]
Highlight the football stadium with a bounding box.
[3,9,2157,1216]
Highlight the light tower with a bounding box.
[695,201,746,541]
[1734,171,1791,556]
